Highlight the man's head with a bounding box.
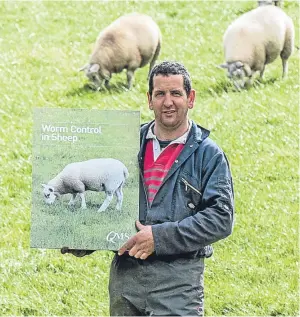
[148,61,192,99]
[147,61,195,139]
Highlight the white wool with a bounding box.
[43,158,129,212]
[82,13,162,89]
[221,6,294,88]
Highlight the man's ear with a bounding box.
[188,89,196,109]
[147,92,153,110]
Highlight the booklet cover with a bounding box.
[31,108,140,251]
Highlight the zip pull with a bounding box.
[181,178,189,191]
[181,178,202,196]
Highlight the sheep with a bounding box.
[80,13,162,90]
[42,158,129,213]
[220,5,294,90]
[258,0,283,7]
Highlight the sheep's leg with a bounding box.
[68,193,78,206]
[274,0,282,6]
[126,70,135,89]
[280,27,293,79]
[97,191,114,213]
[78,193,87,209]
[148,62,155,80]
[259,66,265,79]
[148,41,161,79]
[240,79,246,89]
[245,77,252,87]
[233,80,241,91]
[115,186,124,211]
[282,59,288,78]
[104,79,110,89]
[245,73,254,87]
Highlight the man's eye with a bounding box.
[172,91,182,96]
[155,92,164,97]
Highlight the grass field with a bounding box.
[0,1,299,316]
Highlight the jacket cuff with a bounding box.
[152,222,176,255]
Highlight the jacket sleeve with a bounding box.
[151,151,234,256]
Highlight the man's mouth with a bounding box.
[163,110,176,114]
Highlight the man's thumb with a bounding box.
[135,220,144,231]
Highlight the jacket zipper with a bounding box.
[140,170,150,210]
[181,178,202,196]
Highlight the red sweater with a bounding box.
[144,140,184,204]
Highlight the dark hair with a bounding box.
[148,61,192,97]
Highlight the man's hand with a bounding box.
[118,221,154,260]
[61,247,94,257]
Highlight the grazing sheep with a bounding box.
[42,158,129,213]
[80,13,162,90]
[258,0,283,7]
[220,6,294,90]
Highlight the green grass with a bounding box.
[0,1,299,316]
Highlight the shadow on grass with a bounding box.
[253,77,278,87]
[201,79,237,97]
[66,84,93,97]
[202,76,279,97]
[66,82,129,97]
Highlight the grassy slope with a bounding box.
[0,1,299,316]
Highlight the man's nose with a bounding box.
[163,92,173,107]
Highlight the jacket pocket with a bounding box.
[180,177,202,212]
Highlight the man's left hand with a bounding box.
[118,221,154,260]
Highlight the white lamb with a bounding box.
[42,158,129,213]
[80,13,162,90]
[220,6,294,90]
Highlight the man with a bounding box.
[63,61,234,316]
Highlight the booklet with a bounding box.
[31,108,140,251]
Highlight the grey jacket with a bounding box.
[138,120,234,258]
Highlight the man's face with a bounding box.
[147,75,195,132]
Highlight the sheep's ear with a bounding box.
[42,184,47,188]
[219,63,228,69]
[243,64,252,77]
[89,64,100,73]
[236,61,244,68]
[79,64,89,72]
[54,192,61,197]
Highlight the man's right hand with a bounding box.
[61,247,95,257]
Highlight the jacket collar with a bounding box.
[139,120,210,166]
[191,120,210,142]
[141,120,210,144]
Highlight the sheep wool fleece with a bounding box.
[109,120,234,316]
